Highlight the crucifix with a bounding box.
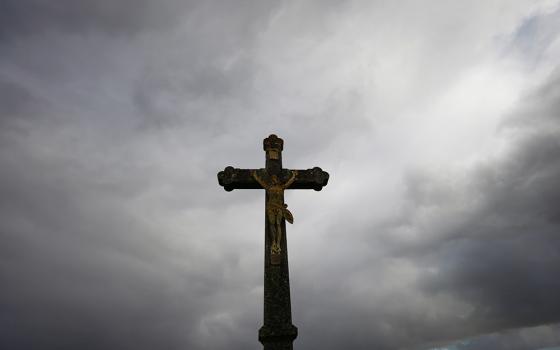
[218,134,329,350]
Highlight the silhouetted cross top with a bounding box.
[218,134,329,350]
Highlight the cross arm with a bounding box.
[289,167,329,191]
[218,166,260,191]
[218,166,329,192]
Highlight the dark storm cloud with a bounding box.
[1,1,560,350]
[281,70,560,350]
[0,137,210,349]
[400,71,560,345]
[0,0,192,39]
[0,0,278,129]
[0,78,48,132]
[0,130,261,350]
[132,48,255,131]
[0,1,280,349]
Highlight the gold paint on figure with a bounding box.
[252,170,297,262]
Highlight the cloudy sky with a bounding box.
[1,1,560,349]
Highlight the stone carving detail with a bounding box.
[253,170,297,262]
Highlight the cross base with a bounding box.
[259,324,298,350]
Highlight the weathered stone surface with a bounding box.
[217,166,329,192]
[217,135,328,349]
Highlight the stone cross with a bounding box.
[218,134,329,350]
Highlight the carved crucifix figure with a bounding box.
[218,135,329,350]
[253,169,297,263]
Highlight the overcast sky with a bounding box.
[1,1,560,349]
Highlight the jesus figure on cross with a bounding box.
[253,170,297,259]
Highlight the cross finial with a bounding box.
[263,134,284,174]
[263,134,283,151]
